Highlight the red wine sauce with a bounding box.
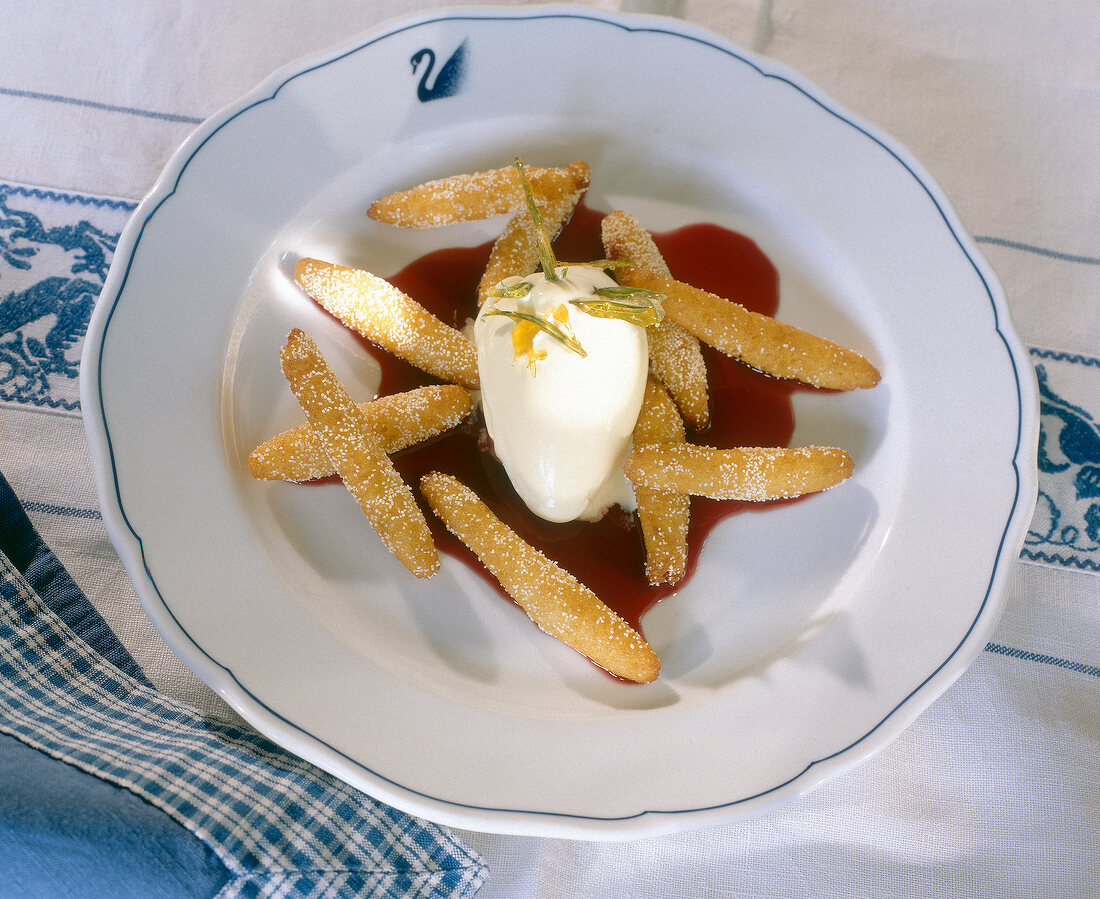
[365,202,798,635]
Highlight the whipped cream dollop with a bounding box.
[474,265,649,523]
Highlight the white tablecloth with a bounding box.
[3,2,1097,896]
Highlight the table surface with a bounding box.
[1,2,1097,896]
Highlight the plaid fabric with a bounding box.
[0,466,150,685]
[0,548,486,899]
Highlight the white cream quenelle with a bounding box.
[474,265,649,523]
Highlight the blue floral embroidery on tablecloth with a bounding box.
[0,183,134,413]
[1025,348,1100,572]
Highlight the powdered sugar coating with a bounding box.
[601,209,673,278]
[368,161,590,228]
[248,384,472,482]
[623,267,881,391]
[279,328,439,578]
[624,444,854,501]
[632,377,690,585]
[419,471,660,683]
[601,210,710,429]
[295,257,479,389]
[475,188,586,306]
[644,318,710,430]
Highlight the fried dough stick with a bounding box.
[632,378,690,586]
[621,267,881,391]
[368,160,591,227]
[419,471,660,684]
[475,177,590,306]
[625,444,853,501]
[249,385,472,482]
[601,210,710,429]
[280,329,439,578]
[295,257,479,390]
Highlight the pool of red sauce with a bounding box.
[364,201,800,642]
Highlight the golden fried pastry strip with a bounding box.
[625,444,853,501]
[368,160,591,227]
[280,329,439,578]
[622,267,881,391]
[475,182,589,306]
[419,471,660,683]
[601,211,710,429]
[249,385,472,482]
[600,208,673,278]
[632,378,690,586]
[295,257,480,390]
[644,318,711,430]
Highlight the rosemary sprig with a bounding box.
[488,280,534,299]
[514,157,560,281]
[593,286,665,301]
[560,258,631,272]
[570,286,666,327]
[485,307,587,357]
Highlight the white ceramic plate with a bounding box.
[83,6,1037,839]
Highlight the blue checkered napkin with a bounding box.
[0,549,486,897]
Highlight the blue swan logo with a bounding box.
[410,40,467,102]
